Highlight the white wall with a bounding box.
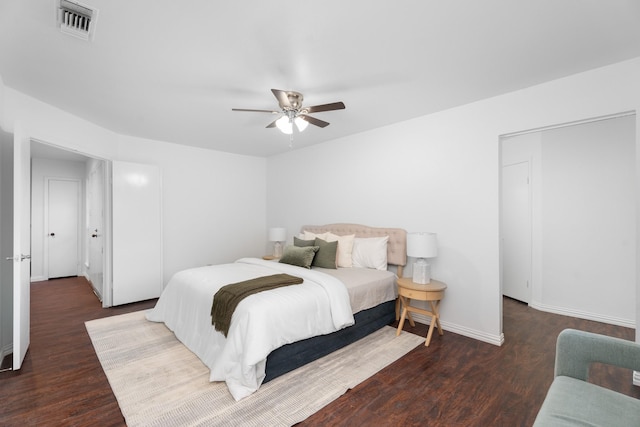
[0,87,267,287]
[502,115,635,327]
[30,158,87,282]
[111,135,267,281]
[267,57,640,345]
[1,57,639,346]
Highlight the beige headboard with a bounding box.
[300,223,407,273]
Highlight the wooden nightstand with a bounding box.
[396,277,447,347]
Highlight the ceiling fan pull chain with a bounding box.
[289,134,294,148]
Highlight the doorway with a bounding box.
[30,144,107,297]
[500,112,636,326]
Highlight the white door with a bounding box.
[502,161,531,303]
[12,130,31,370]
[111,161,163,305]
[88,161,104,301]
[46,178,79,279]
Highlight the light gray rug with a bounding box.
[86,310,423,426]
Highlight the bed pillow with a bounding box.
[279,245,319,269]
[303,231,329,241]
[325,233,355,268]
[293,236,316,247]
[351,236,389,270]
[294,236,338,269]
[311,238,338,269]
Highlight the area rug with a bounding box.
[86,311,423,427]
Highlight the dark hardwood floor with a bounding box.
[1,277,638,426]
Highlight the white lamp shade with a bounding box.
[294,117,308,132]
[268,227,287,242]
[407,232,438,258]
[275,116,293,134]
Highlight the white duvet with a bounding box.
[145,257,354,401]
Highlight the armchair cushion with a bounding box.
[534,329,640,426]
[535,376,640,427]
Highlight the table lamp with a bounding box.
[407,232,438,284]
[268,227,287,258]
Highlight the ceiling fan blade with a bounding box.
[271,89,292,109]
[266,118,279,128]
[232,108,279,114]
[305,101,345,114]
[299,114,330,128]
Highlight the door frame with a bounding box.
[30,138,112,309]
[43,177,82,279]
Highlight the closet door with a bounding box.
[111,161,163,305]
[46,178,80,279]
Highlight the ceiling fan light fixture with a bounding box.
[275,115,293,134]
[233,89,345,138]
[295,117,308,132]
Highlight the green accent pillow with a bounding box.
[279,245,319,269]
[311,238,338,269]
[294,236,315,247]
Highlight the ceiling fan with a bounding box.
[232,89,346,135]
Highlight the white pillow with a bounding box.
[325,233,355,268]
[303,231,329,241]
[351,236,389,270]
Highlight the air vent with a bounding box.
[57,0,98,41]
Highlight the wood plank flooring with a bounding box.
[0,276,638,426]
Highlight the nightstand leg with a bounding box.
[430,301,444,336]
[424,301,443,346]
[404,297,416,327]
[396,306,408,336]
[425,315,436,347]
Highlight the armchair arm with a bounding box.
[555,328,640,381]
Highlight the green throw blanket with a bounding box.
[211,273,304,337]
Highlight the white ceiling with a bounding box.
[1,1,640,158]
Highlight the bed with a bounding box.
[145,223,407,401]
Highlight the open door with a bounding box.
[11,129,31,370]
[87,160,105,302]
[501,161,531,303]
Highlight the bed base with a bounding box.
[264,299,396,382]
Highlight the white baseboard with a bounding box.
[30,275,47,282]
[408,312,504,346]
[529,301,635,329]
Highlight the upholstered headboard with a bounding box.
[300,223,407,271]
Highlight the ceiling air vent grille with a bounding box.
[57,0,98,41]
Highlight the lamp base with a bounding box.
[273,241,283,258]
[412,259,431,284]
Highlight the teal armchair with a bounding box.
[533,328,640,426]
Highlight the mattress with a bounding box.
[313,266,397,313]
